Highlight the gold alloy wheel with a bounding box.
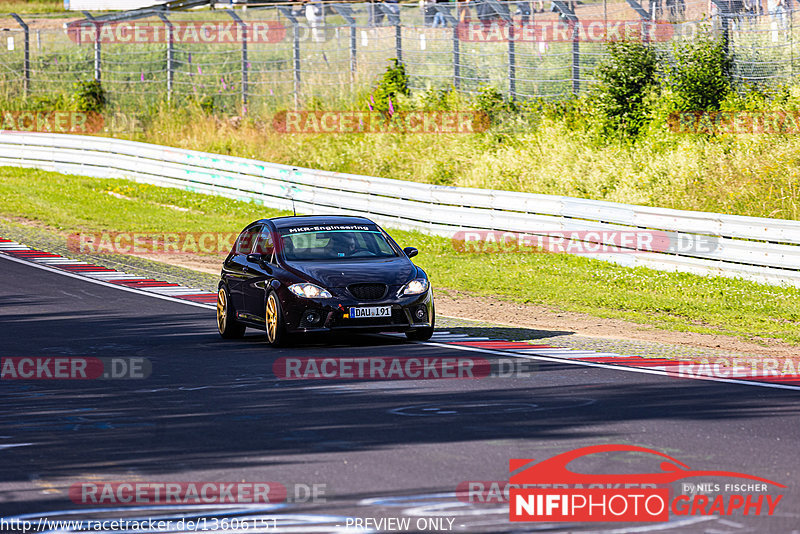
[216,288,227,334]
[266,293,278,343]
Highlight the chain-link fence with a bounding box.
[0,0,798,113]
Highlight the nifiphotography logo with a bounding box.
[509,445,784,523]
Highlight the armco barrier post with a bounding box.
[9,14,29,96]
[157,13,174,102]
[226,10,249,110]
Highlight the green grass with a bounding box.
[131,104,800,222]
[0,0,64,14]
[1,165,798,345]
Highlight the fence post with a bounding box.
[572,22,579,94]
[351,20,357,79]
[9,14,29,97]
[790,0,794,77]
[395,24,402,62]
[82,11,101,82]
[157,13,174,103]
[509,24,516,99]
[487,0,516,99]
[380,3,403,61]
[710,0,731,56]
[551,1,579,94]
[624,0,652,44]
[226,10,249,111]
[434,5,460,89]
[331,5,357,82]
[278,7,302,109]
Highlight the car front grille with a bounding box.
[348,283,388,300]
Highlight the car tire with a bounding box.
[405,303,435,341]
[217,286,246,339]
[265,290,289,347]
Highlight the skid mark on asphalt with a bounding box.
[389,399,596,417]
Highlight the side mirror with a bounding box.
[403,246,419,259]
[246,253,269,266]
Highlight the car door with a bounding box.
[243,225,277,322]
[224,225,262,316]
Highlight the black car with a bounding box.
[216,215,435,346]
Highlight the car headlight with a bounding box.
[289,283,333,299]
[401,278,429,296]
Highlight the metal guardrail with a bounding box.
[1,131,799,288]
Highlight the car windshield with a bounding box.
[280,228,397,261]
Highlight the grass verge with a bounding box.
[0,1,64,14]
[1,165,798,345]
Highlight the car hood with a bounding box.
[286,257,416,288]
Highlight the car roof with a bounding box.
[264,215,378,229]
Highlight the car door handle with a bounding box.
[242,266,249,273]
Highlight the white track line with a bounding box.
[421,341,800,392]
[0,253,215,310]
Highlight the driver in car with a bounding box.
[327,233,358,257]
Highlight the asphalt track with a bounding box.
[1,254,800,533]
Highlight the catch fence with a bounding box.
[0,0,797,111]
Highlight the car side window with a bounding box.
[233,225,261,255]
[253,227,276,263]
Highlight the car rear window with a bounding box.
[279,226,397,261]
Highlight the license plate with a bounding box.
[348,306,391,318]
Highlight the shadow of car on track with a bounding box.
[3,306,800,520]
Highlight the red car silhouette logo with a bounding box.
[510,444,785,487]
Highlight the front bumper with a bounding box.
[280,288,434,334]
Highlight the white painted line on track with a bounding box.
[28,258,85,264]
[0,253,215,310]
[5,246,800,392]
[83,273,148,280]
[145,287,215,295]
[420,341,800,392]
